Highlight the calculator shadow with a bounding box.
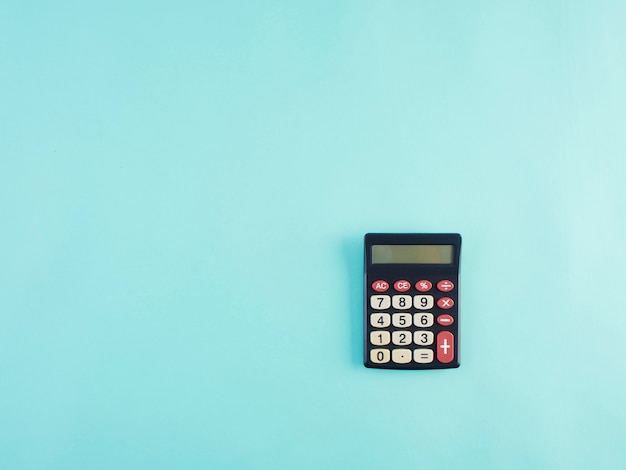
[343,237,364,367]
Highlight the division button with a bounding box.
[436,314,455,326]
[372,280,389,292]
[437,280,455,292]
[437,331,455,363]
[394,280,411,292]
[437,297,454,309]
[415,280,433,292]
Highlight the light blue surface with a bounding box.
[2,1,626,469]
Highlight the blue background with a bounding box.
[2,1,626,469]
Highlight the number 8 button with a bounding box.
[392,295,412,309]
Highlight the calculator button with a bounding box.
[437,280,455,292]
[370,313,391,328]
[392,295,412,310]
[414,330,434,346]
[415,280,432,292]
[372,280,389,292]
[392,313,412,328]
[391,349,412,364]
[437,331,455,363]
[414,349,434,363]
[437,314,455,326]
[370,331,391,346]
[392,331,412,346]
[370,295,391,310]
[371,349,390,364]
[437,297,454,309]
[413,313,434,327]
[413,295,434,310]
[393,280,411,292]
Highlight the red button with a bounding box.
[371,280,389,292]
[437,297,454,309]
[437,314,454,326]
[394,280,411,292]
[437,331,455,363]
[415,280,432,292]
[437,280,454,292]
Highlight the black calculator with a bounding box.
[364,233,462,369]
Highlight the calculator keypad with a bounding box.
[367,278,457,368]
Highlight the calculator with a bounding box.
[364,233,462,369]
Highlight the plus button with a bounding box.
[436,331,455,364]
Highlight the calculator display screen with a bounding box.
[371,245,454,264]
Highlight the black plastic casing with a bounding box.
[364,233,462,370]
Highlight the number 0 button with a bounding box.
[371,349,390,364]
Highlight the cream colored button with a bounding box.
[392,313,412,328]
[370,313,391,328]
[392,331,412,346]
[413,295,434,309]
[370,295,391,310]
[413,313,434,327]
[414,330,434,346]
[392,295,412,310]
[370,349,390,364]
[392,349,412,364]
[414,349,434,363]
[370,331,391,346]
